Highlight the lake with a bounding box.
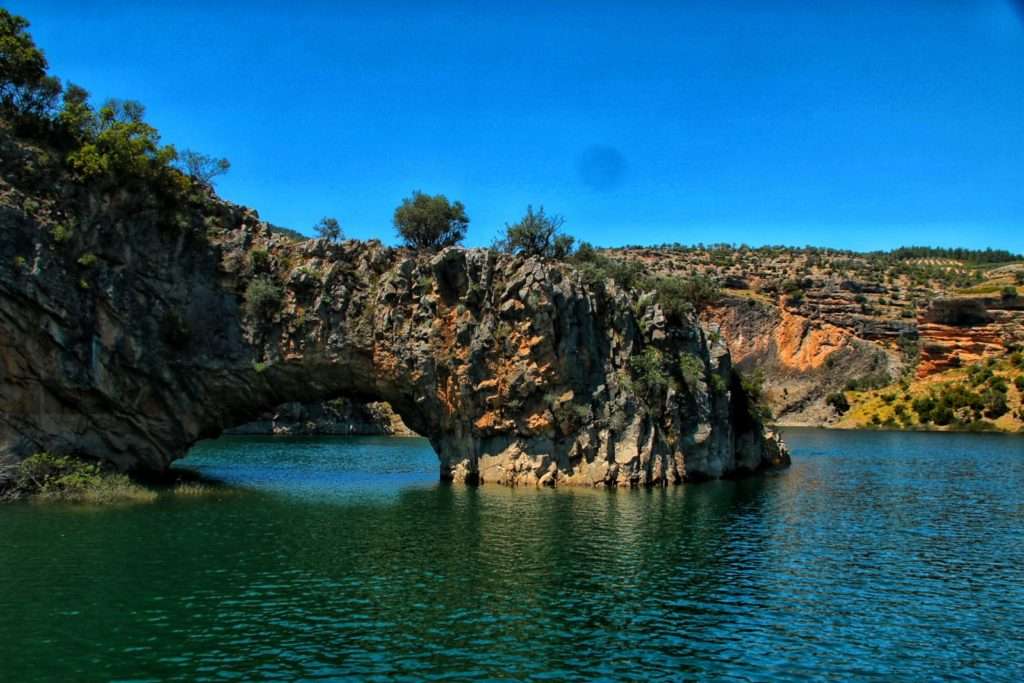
[1,429,1022,681]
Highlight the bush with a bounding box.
[569,243,643,290]
[495,205,573,259]
[739,369,772,421]
[394,191,468,249]
[250,248,270,272]
[678,352,705,390]
[1002,286,1018,302]
[13,452,156,503]
[314,216,343,242]
[826,392,850,414]
[645,274,721,320]
[177,149,230,186]
[629,347,670,396]
[244,276,282,319]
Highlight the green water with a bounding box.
[2,430,1023,681]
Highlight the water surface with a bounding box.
[1,430,1022,681]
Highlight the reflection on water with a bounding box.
[1,430,1022,681]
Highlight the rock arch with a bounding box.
[0,197,787,486]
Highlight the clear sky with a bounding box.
[11,0,1024,252]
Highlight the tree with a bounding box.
[178,149,230,185]
[496,205,574,259]
[0,9,61,117]
[314,216,342,242]
[393,191,468,249]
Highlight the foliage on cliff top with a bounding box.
[495,205,574,259]
[0,8,223,223]
[394,191,469,249]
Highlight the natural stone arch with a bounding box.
[0,194,787,486]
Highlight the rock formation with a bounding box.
[0,129,787,486]
[227,399,413,436]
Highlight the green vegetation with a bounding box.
[570,242,644,290]
[314,216,343,242]
[678,352,705,390]
[1,452,227,504]
[7,452,156,504]
[890,246,1021,265]
[177,149,230,185]
[0,8,224,232]
[646,273,721,321]
[244,276,283,319]
[394,191,469,249]
[495,205,574,259]
[738,369,772,421]
[630,347,670,396]
[826,392,850,414]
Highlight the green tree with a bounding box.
[496,205,574,259]
[178,149,230,185]
[0,9,61,117]
[314,216,343,242]
[393,191,469,249]
[67,99,179,183]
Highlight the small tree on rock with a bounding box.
[179,149,230,185]
[496,205,574,259]
[314,216,343,242]
[393,191,469,249]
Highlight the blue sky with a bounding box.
[11,1,1024,252]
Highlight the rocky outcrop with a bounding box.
[916,297,1024,376]
[227,399,414,436]
[0,131,786,486]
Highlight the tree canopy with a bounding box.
[496,205,574,259]
[314,216,343,242]
[393,191,469,249]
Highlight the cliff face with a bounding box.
[617,247,1023,425]
[0,130,786,486]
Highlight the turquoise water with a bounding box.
[1,429,1023,681]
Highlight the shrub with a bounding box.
[826,392,850,414]
[645,274,721,320]
[1002,286,1018,302]
[244,276,282,319]
[569,243,643,290]
[495,205,573,259]
[678,352,705,390]
[739,369,772,421]
[177,149,230,185]
[14,452,155,503]
[314,216,343,242]
[394,191,468,249]
[629,347,670,396]
[250,248,270,272]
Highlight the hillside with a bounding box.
[614,244,1024,431]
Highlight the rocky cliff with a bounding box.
[617,246,1023,425]
[0,128,786,486]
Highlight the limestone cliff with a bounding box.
[0,129,787,486]
[617,247,1023,425]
